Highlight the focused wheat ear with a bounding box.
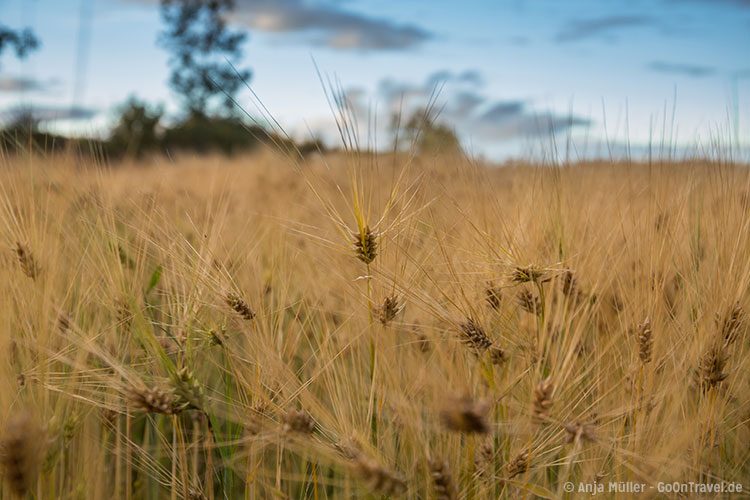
[225,291,255,321]
[459,318,493,352]
[636,317,653,364]
[458,319,507,364]
[0,409,43,497]
[428,458,457,500]
[353,226,377,264]
[14,242,40,279]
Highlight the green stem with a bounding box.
[365,263,378,447]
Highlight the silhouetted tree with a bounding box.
[400,108,463,155]
[109,97,164,158]
[0,24,39,63]
[0,26,39,139]
[158,0,251,118]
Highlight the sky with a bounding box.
[0,0,749,161]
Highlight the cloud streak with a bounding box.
[0,105,97,124]
[129,0,432,50]
[648,61,716,77]
[233,0,432,50]
[555,15,653,42]
[0,76,56,93]
[343,70,591,143]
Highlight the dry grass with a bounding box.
[0,149,749,498]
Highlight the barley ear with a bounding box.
[1,410,44,497]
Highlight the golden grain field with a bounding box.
[1,150,749,499]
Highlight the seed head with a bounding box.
[718,302,745,347]
[353,226,378,265]
[209,325,227,346]
[636,317,653,364]
[474,438,495,476]
[512,266,546,284]
[226,291,255,321]
[173,368,204,410]
[15,242,40,280]
[57,311,72,334]
[698,345,729,392]
[489,346,507,365]
[561,270,578,297]
[428,459,457,500]
[0,410,43,497]
[334,437,362,460]
[100,408,118,426]
[378,294,404,326]
[532,378,554,423]
[127,385,178,415]
[459,318,493,353]
[440,395,490,434]
[282,409,315,434]
[353,455,406,497]
[506,450,530,479]
[517,290,541,316]
[115,299,132,331]
[416,332,430,353]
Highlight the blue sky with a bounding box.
[1,0,749,160]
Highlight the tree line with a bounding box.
[1,0,460,159]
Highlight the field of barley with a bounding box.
[0,150,749,498]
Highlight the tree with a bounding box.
[400,108,463,155]
[109,97,164,158]
[0,25,39,62]
[0,26,39,135]
[158,0,251,118]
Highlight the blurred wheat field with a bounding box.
[1,151,749,499]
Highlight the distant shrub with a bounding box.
[108,97,164,158]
